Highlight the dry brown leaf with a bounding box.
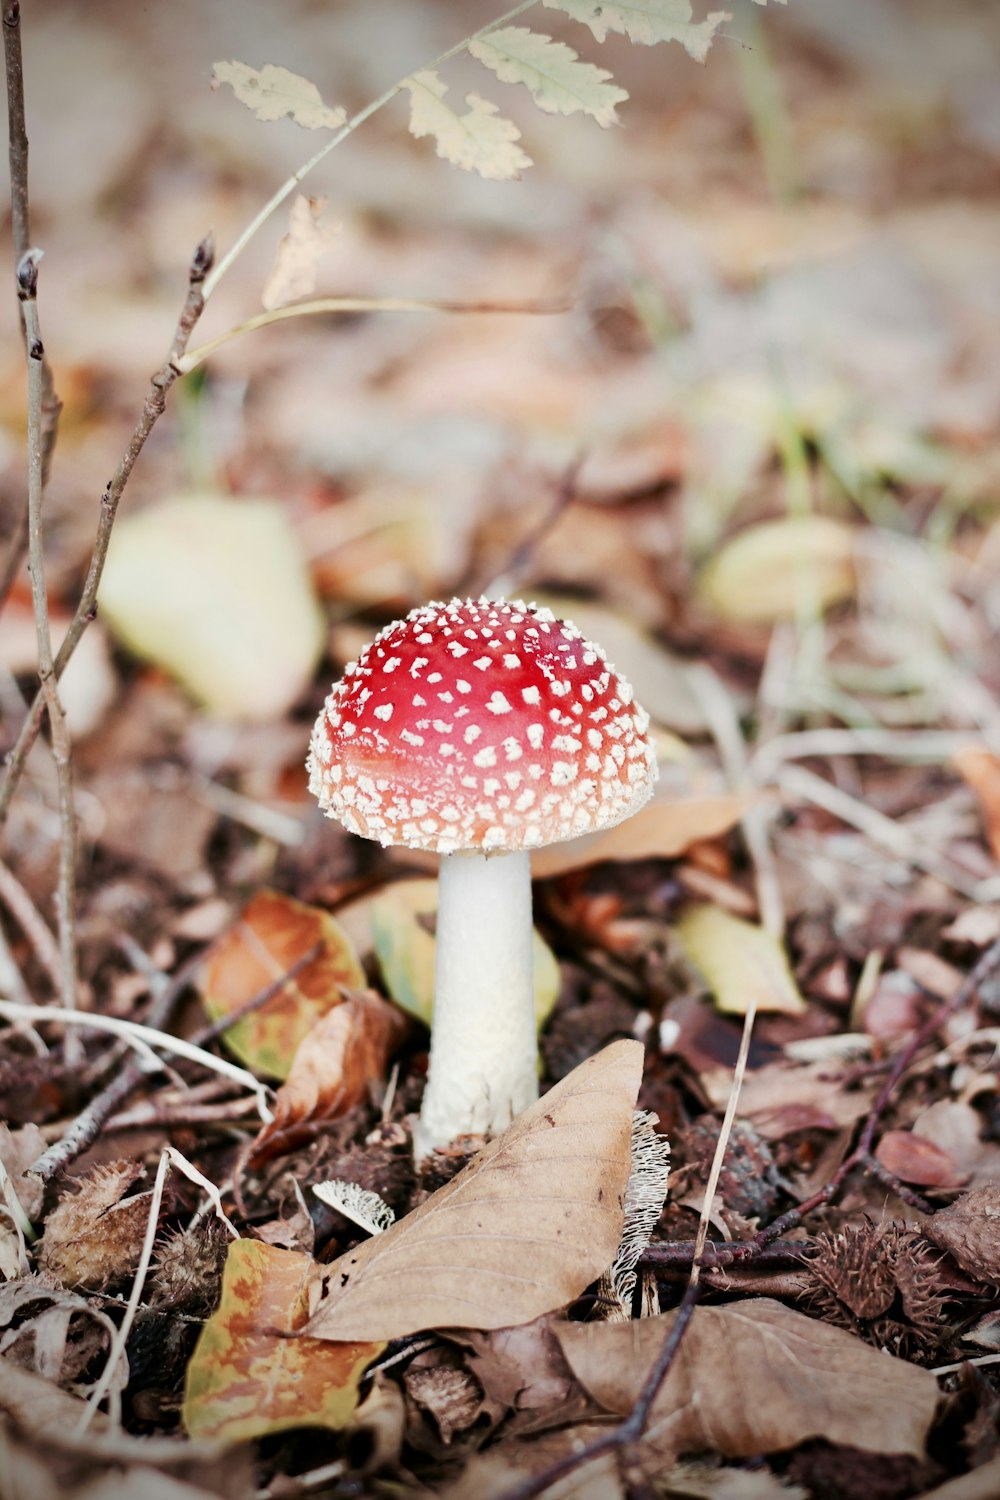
[248,988,408,1164]
[305,1040,643,1341]
[529,794,753,878]
[925,1184,1000,1282]
[917,1457,1000,1500]
[557,1298,938,1459]
[875,1130,965,1188]
[952,746,1000,862]
[701,1058,878,1136]
[262,193,340,311]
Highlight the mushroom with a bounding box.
[307,597,657,1157]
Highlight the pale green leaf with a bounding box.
[469,27,628,128]
[675,904,806,1015]
[370,879,559,1033]
[402,69,531,180]
[543,0,730,62]
[697,515,856,624]
[99,493,324,721]
[212,61,347,130]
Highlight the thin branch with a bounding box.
[1,0,62,612]
[18,249,80,1055]
[176,292,568,375]
[0,234,213,830]
[200,0,539,302]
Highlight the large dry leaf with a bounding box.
[262,193,339,311]
[183,1239,382,1444]
[248,989,408,1163]
[402,70,531,180]
[675,904,806,1015]
[468,28,628,127]
[99,493,324,721]
[557,1299,938,1459]
[212,61,346,130]
[370,877,559,1030]
[305,1040,643,1341]
[697,516,856,624]
[530,793,753,877]
[202,889,366,1080]
[952,746,1000,862]
[543,0,728,61]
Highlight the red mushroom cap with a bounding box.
[308,597,657,854]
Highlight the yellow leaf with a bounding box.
[99,493,324,721]
[201,890,366,1079]
[212,61,346,130]
[675,903,806,1015]
[402,70,532,180]
[370,878,559,1032]
[697,516,856,624]
[183,1239,382,1443]
[305,1040,643,1341]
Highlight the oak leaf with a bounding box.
[182,1238,382,1444]
[469,28,628,127]
[304,1040,643,1341]
[262,193,340,311]
[557,1298,938,1459]
[402,70,531,180]
[543,0,728,61]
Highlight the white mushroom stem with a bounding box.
[413,849,538,1159]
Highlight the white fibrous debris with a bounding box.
[312,1179,395,1237]
[608,1109,671,1314]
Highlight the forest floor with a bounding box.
[2,1,1000,1497]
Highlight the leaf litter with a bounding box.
[4,2,1000,1499]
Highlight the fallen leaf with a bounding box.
[530,793,753,877]
[99,493,325,721]
[675,904,806,1015]
[370,878,559,1030]
[262,193,340,311]
[248,989,408,1163]
[557,1298,938,1459]
[925,1185,1000,1282]
[952,746,1000,862]
[875,1130,965,1188]
[697,516,856,624]
[211,60,346,130]
[182,1238,382,1444]
[701,1057,877,1136]
[305,1040,643,1341]
[402,70,532,180]
[202,889,366,1080]
[911,1101,1000,1189]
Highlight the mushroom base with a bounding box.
[413,849,538,1159]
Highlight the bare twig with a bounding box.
[1,0,62,612]
[18,249,80,1055]
[0,234,213,829]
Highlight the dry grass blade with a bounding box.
[305,1040,643,1341]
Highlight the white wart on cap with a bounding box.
[308,597,658,854]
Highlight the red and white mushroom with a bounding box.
[308,597,657,1156]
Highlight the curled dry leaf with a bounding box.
[201,888,366,1079]
[262,193,340,311]
[248,989,408,1164]
[305,1040,643,1342]
[675,903,806,1016]
[183,1238,383,1445]
[557,1298,938,1460]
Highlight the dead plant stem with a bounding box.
[0,235,213,830]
